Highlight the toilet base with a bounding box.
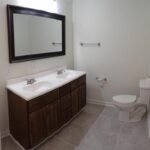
[118,109,129,122]
[118,104,146,122]
[119,111,142,122]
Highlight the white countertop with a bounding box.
[7,69,86,101]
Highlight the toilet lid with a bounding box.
[113,95,136,104]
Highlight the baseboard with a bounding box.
[87,98,114,107]
[1,130,10,138]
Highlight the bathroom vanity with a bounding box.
[7,70,86,149]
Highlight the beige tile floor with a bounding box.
[2,104,150,150]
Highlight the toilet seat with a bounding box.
[113,95,136,107]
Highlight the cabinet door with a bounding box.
[71,88,79,116]
[45,101,58,135]
[60,94,71,111]
[79,84,86,110]
[60,94,72,125]
[61,108,72,125]
[29,108,46,147]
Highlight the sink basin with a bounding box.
[23,81,51,92]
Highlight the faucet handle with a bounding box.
[57,69,65,75]
[26,78,36,85]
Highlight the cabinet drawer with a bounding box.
[61,108,72,125]
[60,94,71,111]
[71,75,86,90]
[59,83,71,97]
[29,89,59,112]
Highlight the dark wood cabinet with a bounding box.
[59,83,72,125]
[8,75,86,149]
[60,94,71,111]
[71,76,86,116]
[79,84,86,110]
[29,108,46,147]
[29,100,59,147]
[45,101,58,135]
[71,88,79,116]
[28,89,58,113]
[60,94,72,125]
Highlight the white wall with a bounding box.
[0,0,73,136]
[73,0,150,104]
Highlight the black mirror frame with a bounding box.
[7,5,65,63]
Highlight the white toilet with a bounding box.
[113,78,150,122]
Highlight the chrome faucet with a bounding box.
[57,69,65,75]
[26,78,36,85]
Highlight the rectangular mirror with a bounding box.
[7,5,65,63]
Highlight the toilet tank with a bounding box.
[139,78,150,109]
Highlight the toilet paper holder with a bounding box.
[96,77,107,82]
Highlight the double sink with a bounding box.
[7,69,86,100]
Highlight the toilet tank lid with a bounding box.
[140,78,150,89]
[113,95,136,104]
